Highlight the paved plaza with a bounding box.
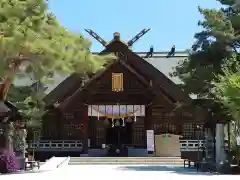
[1,165,240,180]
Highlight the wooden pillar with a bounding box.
[55,109,62,140]
[82,105,88,154]
[145,103,153,131]
[227,122,230,153]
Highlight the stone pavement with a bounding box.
[1,165,240,180]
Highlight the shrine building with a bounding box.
[28,30,230,161]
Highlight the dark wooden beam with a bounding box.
[84,93,153,104]
[85,29,107,47]
[119,59,151,88]
[127,29,150,47]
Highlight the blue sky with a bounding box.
[48,0,221,52]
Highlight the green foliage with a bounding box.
[0,0,113,89]
[172,0,240,97]
[7,84,46,128]
[211,53,240,155]
[0,0,113,130]
[0,0,114,122]
[172,0,240,155]
[212,54,240,121]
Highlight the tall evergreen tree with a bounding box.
[211,54,240,157]
[0,0,113,154]
[172,0,240,98]
[0,0,112,102]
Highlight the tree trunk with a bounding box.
[0,77,13,101]
[0,78,16,173]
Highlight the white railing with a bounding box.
[180,140,205,151]
[180,139,229,152]
[28,140,83,151]
[28,139,223,152]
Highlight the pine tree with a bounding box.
[173,0,240,160]
[0,0,113,156]
[172,0,240,97]
[0,0,112,102]
[211,54,240,158]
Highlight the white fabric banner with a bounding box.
[88,105,145,117]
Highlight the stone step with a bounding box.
[70,157,183,161]
[70,157,182,159]
[69,157,184,165]
[69,161,184,165]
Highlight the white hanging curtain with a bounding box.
[88,105,145,118]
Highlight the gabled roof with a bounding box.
[43,51,187,105]
[59,58,153,109]
[0,101,21,121]
[100,41,190,101]
[43,73,83,105]
[59,40,191,109]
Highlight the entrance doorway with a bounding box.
[105,119,132,156]
[105,126,126,145]
[105,119,132,145]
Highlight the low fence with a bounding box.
[28,139,208,152]
[28,140,83,152]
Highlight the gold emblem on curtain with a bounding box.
[112,73,123,92]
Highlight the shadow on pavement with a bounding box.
[116,165,215,175]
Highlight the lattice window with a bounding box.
[95,127,105,146]
[132,127,145,147]
[153,123,161,130]
[183,123,194,139]
[112,73,123,92]
[153,123,177,134]
[182,123,204,139]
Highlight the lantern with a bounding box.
[122,118,125,126]
[111,118,114,127]
[134,113,137,122]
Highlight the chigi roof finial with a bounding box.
[113,32,120,41]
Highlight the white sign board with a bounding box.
[146,130,155,151]
[237,136,240,146]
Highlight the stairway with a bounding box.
[69,157,184,165]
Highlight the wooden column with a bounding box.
[227,122,230,153]
[145,103,153,130]
[175,113,183,135]
[82,105,88,154]
[55,108,62,140]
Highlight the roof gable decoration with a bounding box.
[101,41,190,103]
[54,31,191,109]
[59,58,153,109]
[85,29,150,48]
[112,72,123,92]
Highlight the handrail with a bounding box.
[57,156,70,168]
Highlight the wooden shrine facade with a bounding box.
[39,32,208,158]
